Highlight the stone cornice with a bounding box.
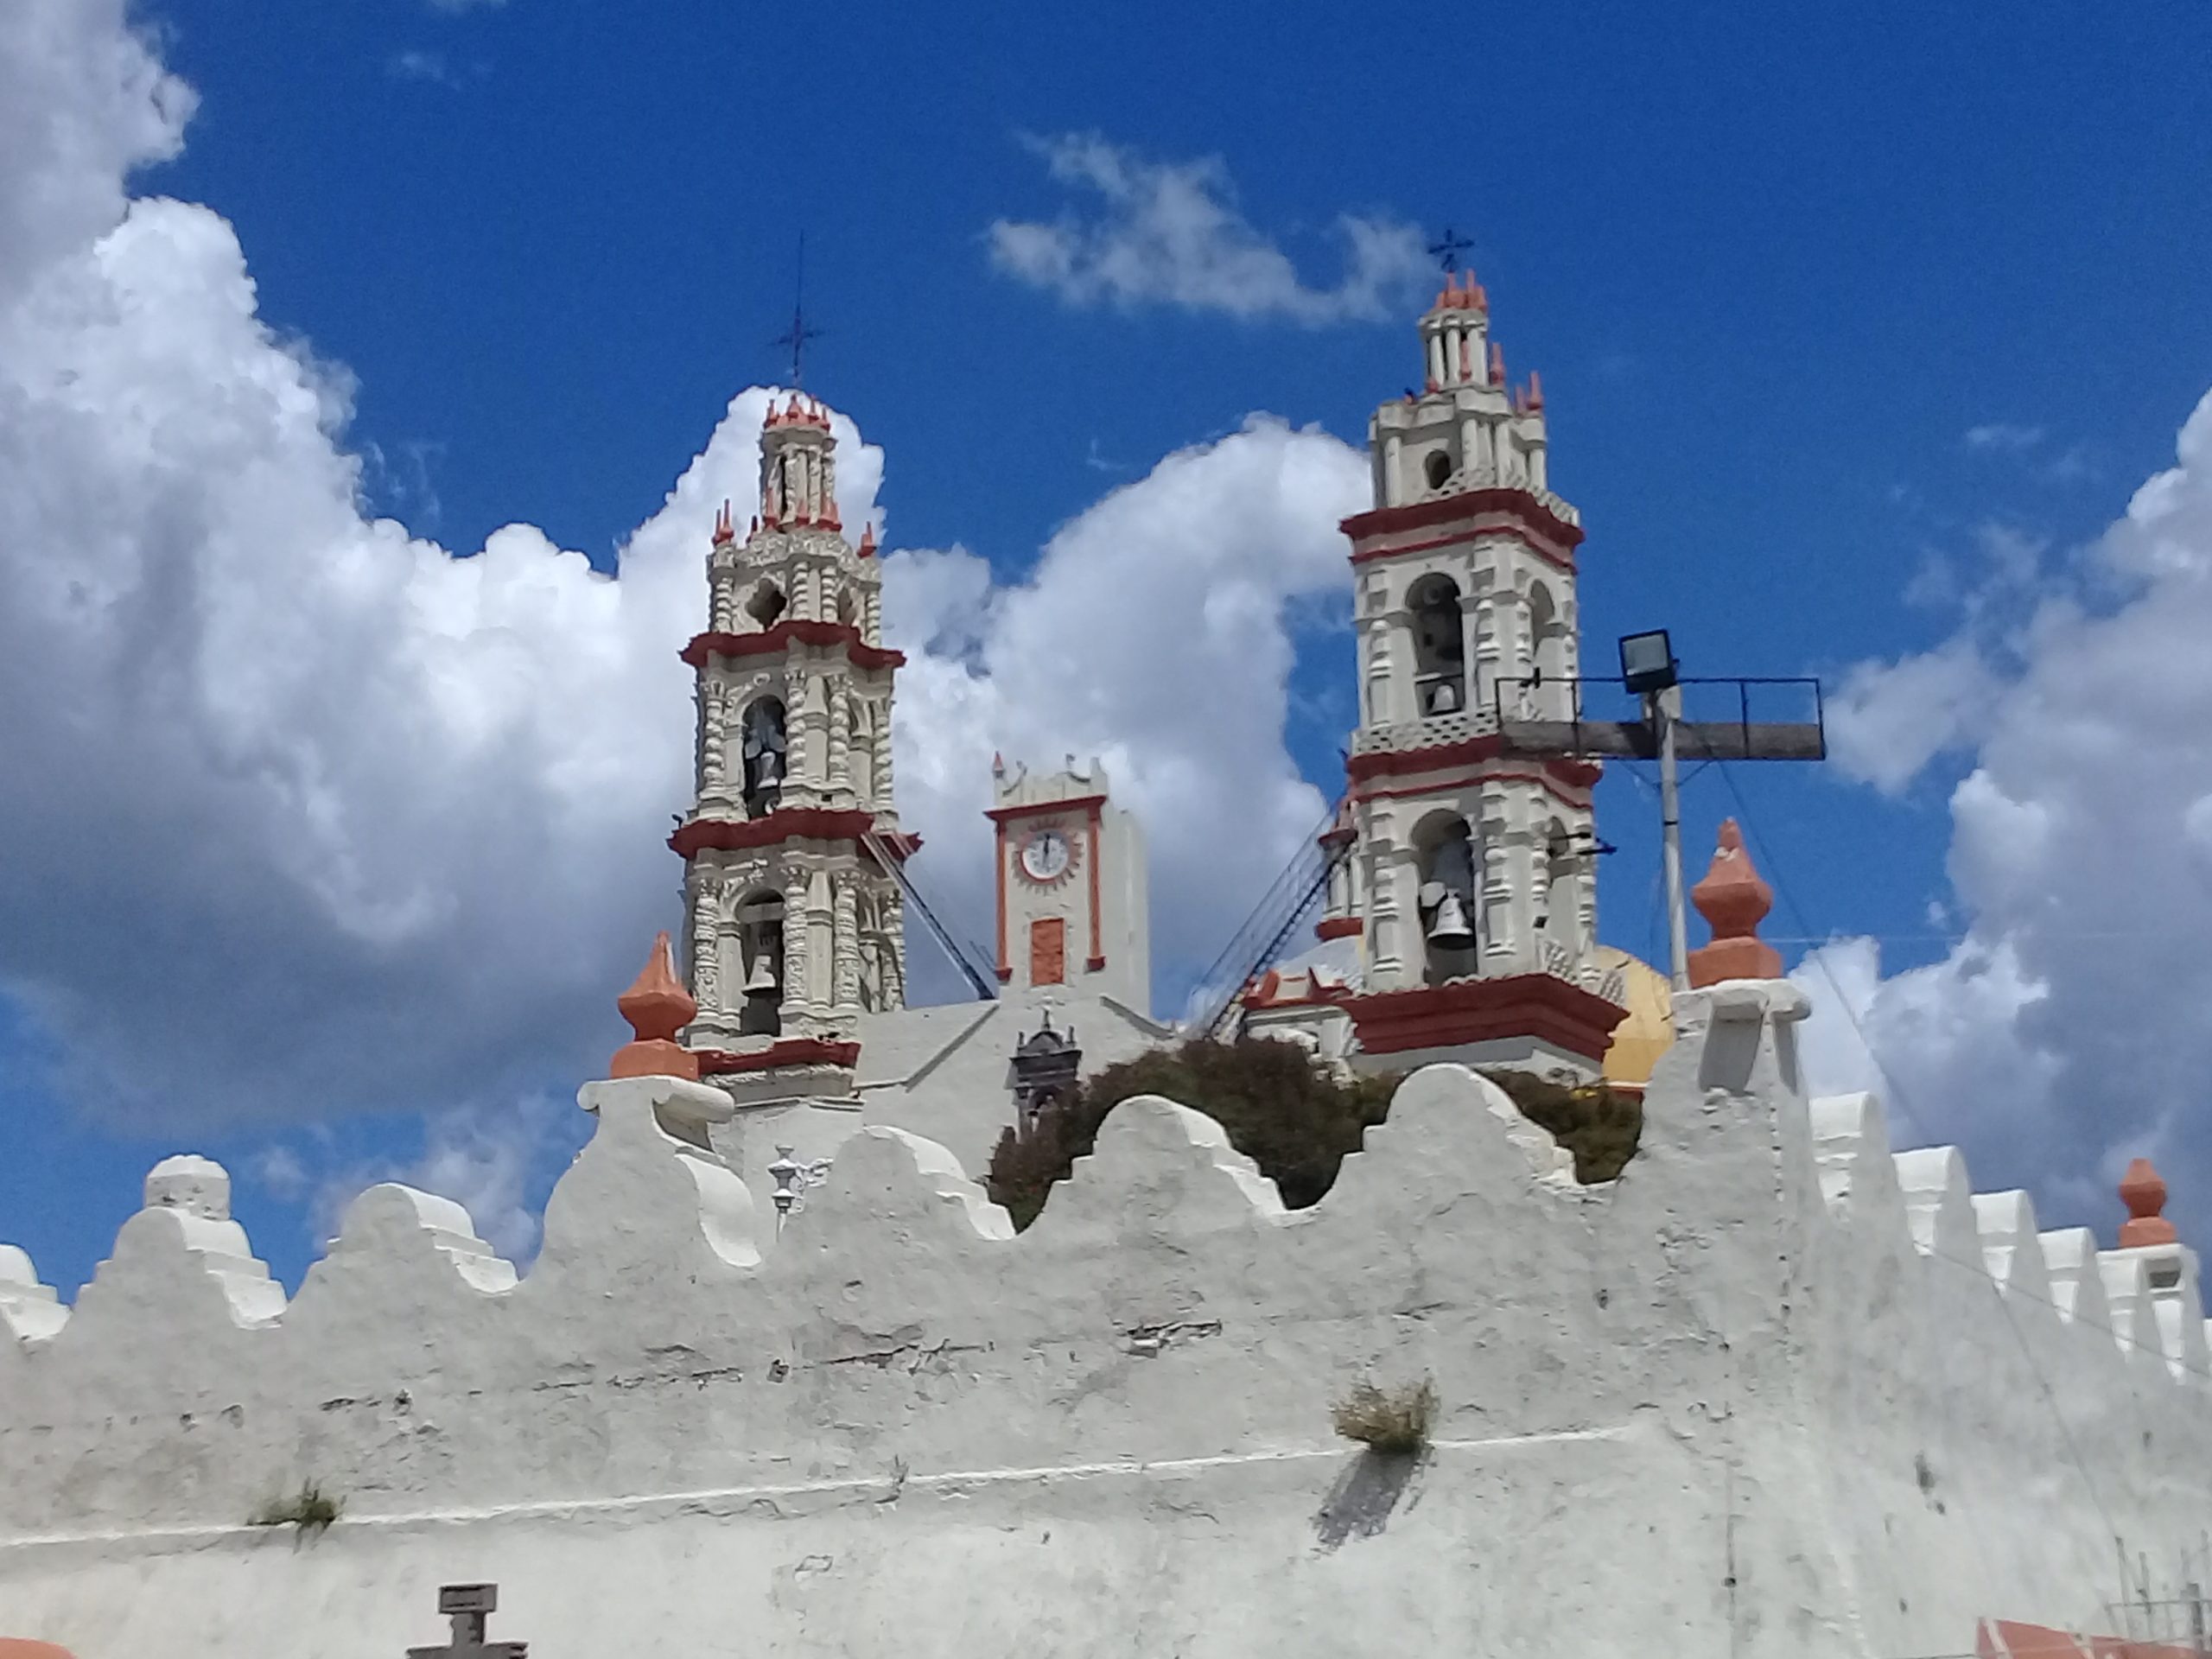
[1341,487,1585,563]
[671,810,920,861]
[681,621,904,672]
[1340,973,1628,1063]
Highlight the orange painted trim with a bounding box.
[1086,800,1103,971]
[984,792,1109,826]
[1315,916,1364,940]
[681,621,905,672]
[696,1037,861,1074]
[1340,974,1627,1063]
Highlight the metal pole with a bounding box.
[1656,684,1689,990]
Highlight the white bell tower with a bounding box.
[673,393,911,1088]
[1326,271,1626,1073]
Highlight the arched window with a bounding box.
[740,696,787,817]
[1528,582,1568,717]
[734,889,785,1037]
[1408,573,1466,717]
[1413,811,1480,984]
[835,585,858,629]
[747,580,787,629]
[1538,820,1579,964]
[1423,448,1452,492]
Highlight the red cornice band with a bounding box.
[671,810,919,861]
[681,620,905,672]
[1340,974,1627,1064]
[696,1036,862,1074]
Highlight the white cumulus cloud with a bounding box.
[989,134,1429,326]
[1801,385,2212,1236]
[0,0,1368,1162]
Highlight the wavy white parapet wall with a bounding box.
[1,980,2209,1659]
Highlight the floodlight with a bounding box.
[1618,630,1678,696]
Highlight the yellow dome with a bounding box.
[1597,946,1674,1091]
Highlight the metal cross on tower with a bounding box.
[1427,226,1473,273]
[771,233,824,387]
[1493,630,1827,990]
[407,1583,528,1659]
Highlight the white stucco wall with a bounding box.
[3,984,2209,1657]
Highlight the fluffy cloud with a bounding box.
[882,419,1365,1000]
[0,0,1365,1191]
[1805,385,2212,1232]
[989,134,1429,325]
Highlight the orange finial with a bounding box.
[1687,820,1783,987]
[2119,1158,2178,1248]
[610,931,698,1080]
[857,521,876,557]
[1488,340,1505,386]
[1527,370,1545,411]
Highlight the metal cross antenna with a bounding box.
[1427,226,1473,272]
[771,232,824,386]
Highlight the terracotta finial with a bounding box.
[1488,340,1505,386]
[1527,370,1545,411]
[1687,820,1783,987]
[856,520,876,556]
[2118,1157,2178,1249]
[609,931,698,1081]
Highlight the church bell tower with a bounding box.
[1325,271,1627,1073]
[671,394,912,1083]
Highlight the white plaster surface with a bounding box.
[4,985,2211,1657]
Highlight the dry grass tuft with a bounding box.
[1332,1377,1437,1454]
[251,1482,342,1535]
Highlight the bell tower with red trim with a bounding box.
[1326,274,1627,1073]
[671,394,914,1085]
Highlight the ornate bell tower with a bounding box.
[671,393,912,1085]
[1327,271,1627,1074]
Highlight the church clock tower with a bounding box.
[671,394,912,1087]
[1325,271,1627,1073]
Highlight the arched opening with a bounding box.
[835,586,858,629]
[1413,811,1480,985]
[734,889,785,1037]
[1528,582,1568,717]
[1408,573,1466,717]
[747,580,788,629]
[740,696,787,817]
[1537,819,1580,966]
[1423,448,1452,491]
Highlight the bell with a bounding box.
[745,957,780,995]
[1427,890,1475,949]
[756,747,785,785]
[1428,679,1460,713]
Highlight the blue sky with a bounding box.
[4,0,2212,1294]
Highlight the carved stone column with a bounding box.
[831,873,860,1012]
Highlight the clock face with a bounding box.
[1019,827,1072,884]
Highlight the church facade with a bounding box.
[666,276,1649,1202]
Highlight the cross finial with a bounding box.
[1427,226,1473,274]
[770,232,824,387]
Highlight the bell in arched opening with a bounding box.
[1427,888,1476,950]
